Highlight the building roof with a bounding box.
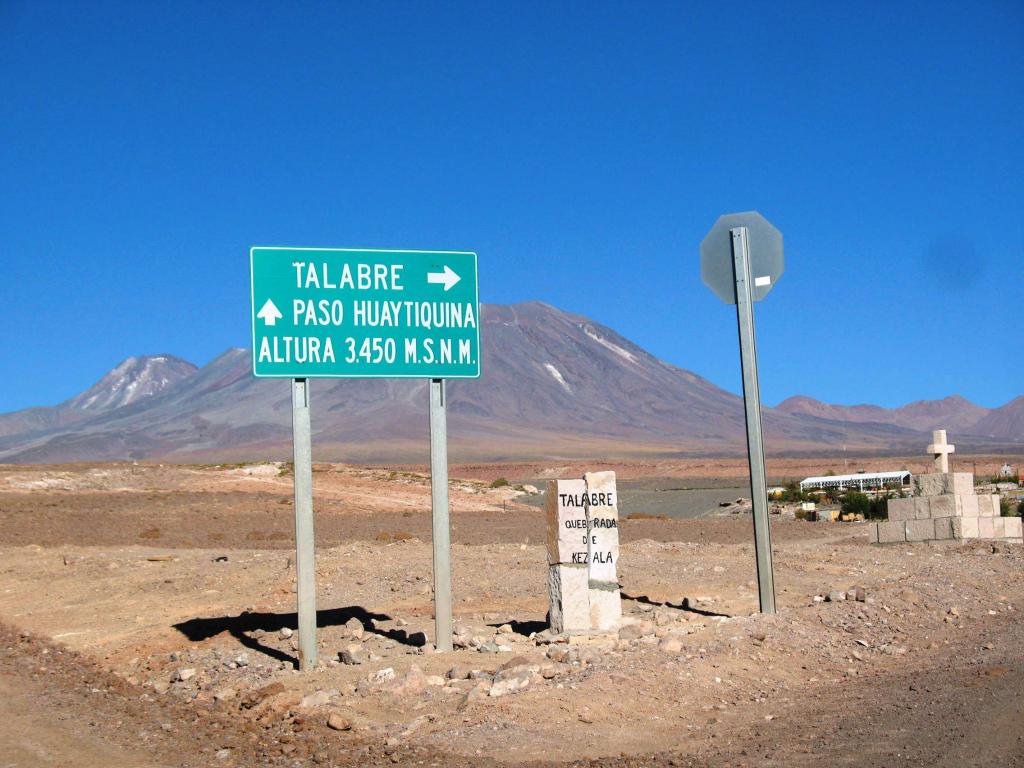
[800,471,911,488]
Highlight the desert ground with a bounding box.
[1,458,1023,767]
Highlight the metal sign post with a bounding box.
[429,379,453,651]
[251,247,480,665]
[291,377,318,668]
[730,227,776,614]
[700,211,783,615]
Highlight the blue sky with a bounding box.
[1,1,1021,413]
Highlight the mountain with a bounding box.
[0,303,1019,463]
[0,355,197,439]
[971,397,1024,441]
[63,355,199,411]
[775,394,990,434]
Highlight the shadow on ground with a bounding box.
[622,591,732,618]
[172,605,428,668]
[487,619,548,637]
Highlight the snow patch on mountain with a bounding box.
[543,363,572,393]
[64,355,198,412]
[583,327,638,365]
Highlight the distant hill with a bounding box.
[0,303,1019,463]
[971,396,1024,441]
[775,394,990,434]
[0,355,197,440]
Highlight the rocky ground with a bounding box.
[1,462,1023,767]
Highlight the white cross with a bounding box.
[926,429,955,473]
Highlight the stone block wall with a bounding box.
[871,472,1022,544]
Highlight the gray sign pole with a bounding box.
[429,378,454,652]
[730,227,777,614]
[291,377,319,668]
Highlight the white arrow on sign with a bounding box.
[257,299,283,326]
[427,265,461,291]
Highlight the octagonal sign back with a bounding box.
[700,211,784,304]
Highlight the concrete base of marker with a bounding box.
[547,564,590,634]
[588,582,622,631]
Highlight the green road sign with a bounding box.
[250,247,480,378]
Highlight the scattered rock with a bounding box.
[497,623,514,634]
[389,665,427,697]
[173,668,196,682]
[370,668,396,685]
[852,586,867,602]
[498,655,530,671]
[490,670,530,697]
[326,711,352,731]
[532,629,556,645]
[826,591,846,603]
[242,682,286,710]
[341,618,364,640]
[540,664,563,679]
[213,687,236,702]
[339,645,365,666]
[446,663,476,680]
[279,627,293,640]
[546,646,570,664]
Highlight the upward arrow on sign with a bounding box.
[257,299,283,326]
[427,265,461,291]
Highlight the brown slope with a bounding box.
[970,396,1024,440]
[776,394,989,433]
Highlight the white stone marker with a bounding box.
[927,429,955,473]
[545,479,590,633]
[583,471,622,631]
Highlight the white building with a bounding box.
[799,471,912,493]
